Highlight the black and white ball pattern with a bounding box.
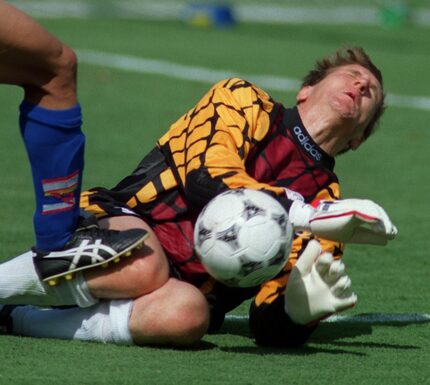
[194,189,293,287]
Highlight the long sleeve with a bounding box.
[158,78,288,209]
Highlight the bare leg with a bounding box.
[129,278,210,346]
[85,216,171,299]
[0,216,169,307]
[0,0,77,108]
[7,278,209,346]
[86,217,209,345]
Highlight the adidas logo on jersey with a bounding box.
[293,126,323,161]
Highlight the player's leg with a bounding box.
[128,278,210,346]
[0,0,77,108]
[0,212,207,345]
[0,216,170,307]
[0,1,81,252]
[0,1,147,281]
[1,279,210,346]
[84,216,170,299]
[0,301,133,344]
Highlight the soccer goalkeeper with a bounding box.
[0,44,396,347]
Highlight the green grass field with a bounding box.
[0,2,429,384]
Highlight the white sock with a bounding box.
[0,251,98,307]
[10,300,133,345]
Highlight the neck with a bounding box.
[297,103,351,157]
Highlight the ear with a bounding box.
[296,86,313,104]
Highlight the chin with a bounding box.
[331,101,357,121]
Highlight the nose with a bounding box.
[355,76,370,95]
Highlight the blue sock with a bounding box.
[20,101,84,252]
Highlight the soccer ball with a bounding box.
[194,189,293,287]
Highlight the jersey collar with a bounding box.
[284,106,335,169]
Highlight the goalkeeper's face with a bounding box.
[297,64,383,153]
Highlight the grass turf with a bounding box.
[0,13,429,385]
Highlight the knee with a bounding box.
[54,44,78,87]
[116,249,170,297]
[46,44,78,100]
[129,280,210,347]
[168,287,210,345]
[24,44,78,107]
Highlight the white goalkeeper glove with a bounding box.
[285,240,357,325]
[288,199,397,245]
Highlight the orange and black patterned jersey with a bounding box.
[157,78,339,209]
[81,78,343,343]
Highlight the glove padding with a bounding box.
[289,199,397,245]
[285,240,357,325]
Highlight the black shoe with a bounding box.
[0,305,16,335]
[33,218,148,286]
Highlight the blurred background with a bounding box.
[7,0,430,27]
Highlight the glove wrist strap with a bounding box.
[289,200,314,231]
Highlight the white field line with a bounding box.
[76,49,430,112]
[226,313,430,324]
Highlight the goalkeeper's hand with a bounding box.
[288,198,397,245]
[284,240,357,325]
